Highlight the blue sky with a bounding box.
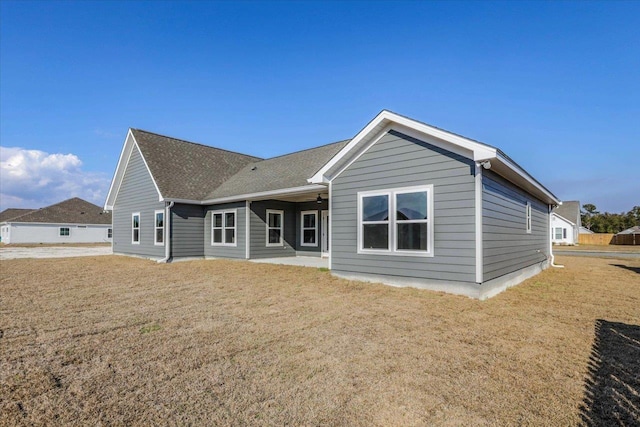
[1,0,638,213]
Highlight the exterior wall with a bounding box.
[331,129,477,284]
[249,200,297,258]
[112,146,166,258]
[295,200,328,257]
[171,204,205,258]
[551,213,576,245]
[1,223,111,244]
[482,170,549,282]
[204,201,247,259]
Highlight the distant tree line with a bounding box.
[581,204,640,233]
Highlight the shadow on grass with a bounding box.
[610,264,640,274]
[580,320,640,426]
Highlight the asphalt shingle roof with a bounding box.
[132,129,262,201]
[206,140,350,200]
[554,201,581,223]
[0,208,36,223]
[1,198,111,224]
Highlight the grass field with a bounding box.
[1,255,638,426]
[555,244,640,252]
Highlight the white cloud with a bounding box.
[0,146,111,211]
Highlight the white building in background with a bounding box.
[0,198,112,244]
[551,212,576,245]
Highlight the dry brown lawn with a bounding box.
[1,255,638,426]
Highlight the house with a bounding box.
[551,201,581,245]
[613,226,640,245]
[0,198,112,244]
[104,110,561,299]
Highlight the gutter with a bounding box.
[157,201,174,263]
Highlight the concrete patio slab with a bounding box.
[249,256,328,269]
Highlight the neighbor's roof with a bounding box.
[3,198,111,224]
[207,140,350,200]
[131,129,262,200]
[0,208,36,223]
[617,225,640,235]
[554,201,581,223]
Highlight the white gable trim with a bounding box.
[104,130,163,210]
[308,110,560,205]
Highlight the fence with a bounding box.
[578,234,615,245]
[612,234,640,245]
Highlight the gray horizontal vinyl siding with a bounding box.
[171,203,205,258]
[331,129,477,283]
[204,202,246,259]
[482,170,549,282]
[249,200,296,259]
[113,146,165,258]
[295,200,328,256]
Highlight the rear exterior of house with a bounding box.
[0,199,112,244]
[105,111,560,299]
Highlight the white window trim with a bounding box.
[357,184,434,257]
[211,209,237,247]
[300,210,318,247]
[266,209,284,247]
[59,227,70,237]
[526,202,532,234]
[132,212,140,244]
[154,209,165,246]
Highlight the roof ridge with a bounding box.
[257,139,351,163]
[131,128,262,161]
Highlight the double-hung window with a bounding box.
[300,210,318,247]
[554,227,566,240]
[59,227,70,237]
[358,185,433,256]
[155,210,164,245]
[266,209,284,246]
[107,228,113,239]
[132,213,140,244]
[211,210,236,246]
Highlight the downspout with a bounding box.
[548,204,564,268]
[157,201,174,263]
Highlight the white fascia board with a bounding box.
[104,129,135,210]
[309,110,497,184]
[104,130,164,209]
[495,152,561,205]
[164,184,328,206]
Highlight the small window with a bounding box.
[266,209,284,247]
[563,228,567,239]
[300,211,318,247]
[132,213,140,244]
[526,202,532,233]
[155,210,164,245]
[59,227,70,237]
[211,210,236,246]
[555,227,563,240]
[358,185,433,256]
[107,228,113,238]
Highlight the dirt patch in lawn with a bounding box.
[1,255,638,426]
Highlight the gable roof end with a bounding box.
[309,110,560,205]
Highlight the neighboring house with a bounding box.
[104,110,560,299]
[579,226,594,234]
[552,201,581,245]
[0,198,112,244]
[613,226,640,245]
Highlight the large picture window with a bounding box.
[300,210,318,247]
[132,213,140,244]
[358,185,433,257]
[155,210,164,245]
[212,210,236,246]
[266,209,284,246]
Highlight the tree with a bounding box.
[581,204,599,230]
